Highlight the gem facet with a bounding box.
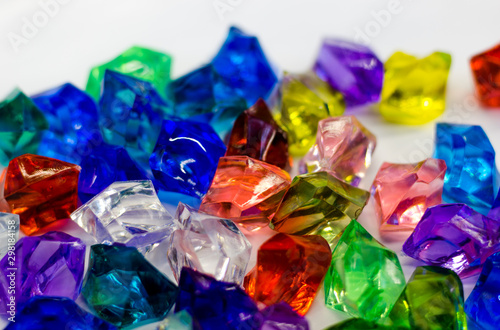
[212,27,278,105]
[176,267,259,330]
[434,123,499,215]
[258,302,310,330]
[465,252,500,330]
[371,158,447,233]
[0,90,48,166]
[324,319,392,330]
[324,220,406,321]
[149,119,226,198]
[277,72,345,156]
[71,180,175,254]
[168,202,251,284]
[300,115,376,186]
[470,43,500,108]
[244,233,331,316]
[226,99,290,170]
[200,156,291,231]
[0,232,85,317]
[32,83,101,164]
[86,46,172,100]
[270,171,370,247]
[82,244,179,328]
[314,39,383,108]
[387,266,467,330]
[0,213,19,259]
[4,296,117,330]
[158,310,193,330]
[4,154,80,235]
[380,52,451,125]
[403,203,500,278]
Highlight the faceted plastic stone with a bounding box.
[175,267,260,330]
[226,99,290,170]
[314,39,383,108]
[211,26,278,105]
[258,302,309,330]
[168,203,251,284]
[465,252,500,330]
[158,310,194,330]
[99,70,169,162]
[71,180,175,254]
[324,319,393,330]
[0,213,18,259]
[200,156,291,231]
[489,187,500,220]
[150,119,226,198]
[325,220,406,321]
[5,296,117,330]
[168,64,247,138]
[435,123,499,214]
[4,154,80,235]
[0,90,48,166]
[78,144,149,203]
[86,45,172,100]
[270,172,370,247]
[32,83,101,164]
[300,116,376,186]
[380,52,451,125]
[244,233,331,316]
[277,72,345,156]
[371,158,447,233]
[0,232,85,317]
[470,43,500,107]
[387,266,467,330]
[403,203,500,278]
[82,244,179,328]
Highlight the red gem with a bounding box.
[471,44,500,107]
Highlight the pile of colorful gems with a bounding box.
[0,26,500,330]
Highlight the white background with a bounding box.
[1,0,500,329]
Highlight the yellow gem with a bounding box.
[380,51,451,125]
[277,72,345,156]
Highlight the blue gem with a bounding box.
[465,252,500,330]
[99,70,170,162]
[489,188,500,220]
[211,26,278,105]
[5,296,117,330]
[434,123,499,214]
[82,244,179,328]
[175,267,260,330]
[149,119,226,198]
[78,143,150,203]
[32,83,101,164]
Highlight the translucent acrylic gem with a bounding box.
[470,43,500,108]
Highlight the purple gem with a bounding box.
[488,187,500,220]
[0,231,85,317]
[403,204,500,278]
[259,302,309,330]
[313,39,383,108]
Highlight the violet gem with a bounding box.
[403,204,500,278]
[259,302,309,330]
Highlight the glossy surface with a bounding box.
[380,52,451,124]
[403,203,500,278]
[371,158,446,233]
[4,154,80,235]
[314,39,383,107]
[270,171,370,247]
[434,123,498,214]
[0,213,18,259]
[300,115,376,186]
[325,220,406,321]
[200,156,291,231]
[158,310,193,330]
[470,43,500,107]
[244,233,331,316]
[259,302,310,330]
[82,244,179,328]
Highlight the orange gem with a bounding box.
[471,44,500,107]
[3,154,80,235]
[244,233,331,315]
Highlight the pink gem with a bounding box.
[371,158,447,233]
[200,156,291,231]
[300,116,376,186]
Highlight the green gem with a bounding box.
[86,46,172,100]
[0,89,48,166]
[324,220,406,321]
[324,318,395,330]
[386,266,467,330]
[270,171,369,248]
